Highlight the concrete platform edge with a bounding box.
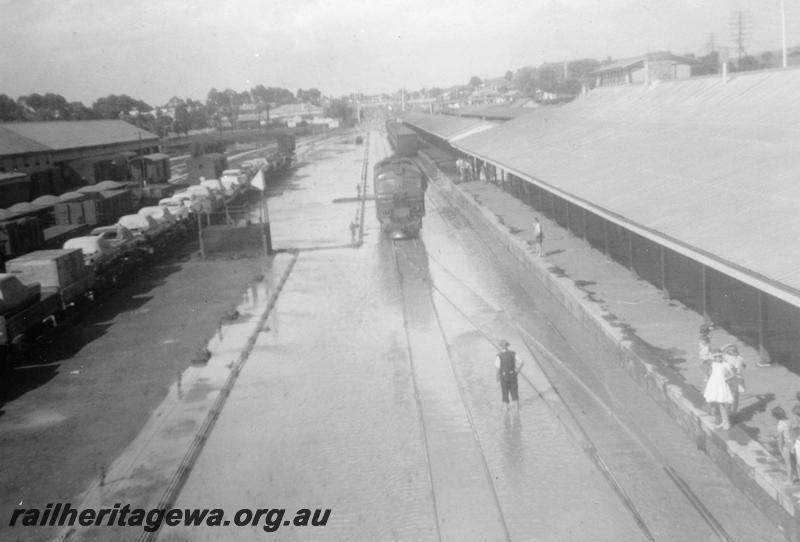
[433,174,800,541]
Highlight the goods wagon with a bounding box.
[386,121,418,157]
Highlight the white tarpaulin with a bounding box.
[250,169,265,191]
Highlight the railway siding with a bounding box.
[421,151,800,542]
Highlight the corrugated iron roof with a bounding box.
[0,120,157,152]
[453,68,800,305]
[401,112,498,142]
[0,127,50,155]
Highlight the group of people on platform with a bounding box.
[772,401,800,483]
[700,324,746,431]
[701,320,800,486]
[455,158,473,183]
[455,158,499,185]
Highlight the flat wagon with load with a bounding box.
[0,248,94,381]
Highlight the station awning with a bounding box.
[453,69,800,307]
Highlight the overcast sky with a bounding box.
[1,0,797,106]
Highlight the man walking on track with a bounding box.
[495,339,524,411]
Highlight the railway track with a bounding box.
[391,237,511,541]
[388,192,741,541]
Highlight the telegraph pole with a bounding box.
[781,0,788,68]
[138,131,145,188]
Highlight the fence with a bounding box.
[195,202,271,259]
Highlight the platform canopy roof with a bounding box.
[447,68,800,306]
[443,105,538,121]
[0,120,157,154]
[401,111,497,142]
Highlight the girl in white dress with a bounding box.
[704,351,734,430]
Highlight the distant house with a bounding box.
[591,52,693,87]
[236,112,268,129]
[269,103,323,125]
[311,117,340,129]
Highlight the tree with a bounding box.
[0,94,24,121]
[17,92,71,120]
[92,94,152,118]
[468,75,483,89]
[514,66,540,97]
[537,64,562,93]
[65,101,95,120]
[691,51,719,76]
[504,70,514,81]
[234,90,251,107]
[206,88,237,113]
[296,88,321,105]
[250,85,295,107]
[187,105,209,131]
[173,103,191,135]
[324,97,355,125]
[734,55,763,72]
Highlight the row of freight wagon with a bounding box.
[0,182,136,266]
[0,204,193,388]
[0,138,299,390]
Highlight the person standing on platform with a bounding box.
[495,339,524,412]
[698,325,713,382]
[349,218,358,242]
[774,406,799,483]
[722,343,746,419]
[532,218,544,257]
[704,351,734,430]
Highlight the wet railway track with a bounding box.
[388,203,741,541]
[391,237,511,541]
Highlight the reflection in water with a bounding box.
[502,410,523,475]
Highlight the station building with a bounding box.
[403,67,800,371]
[0,120,159,207]
[590,51,694,87]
